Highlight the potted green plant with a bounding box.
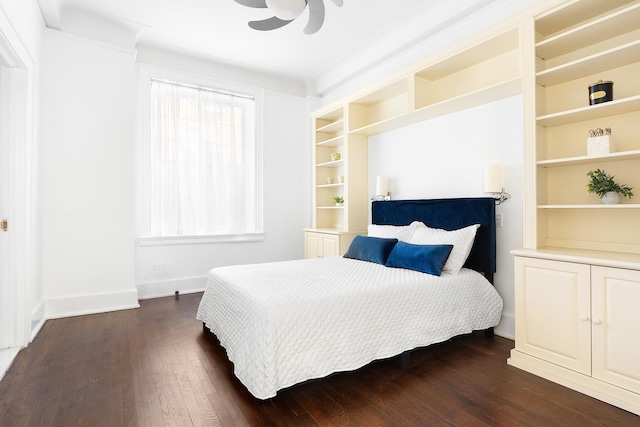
[587,169,633,204]
[333,196,344,207]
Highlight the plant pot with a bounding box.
[335,202,343,207]
[601,191,620,204]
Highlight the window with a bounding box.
[139,73,263,244]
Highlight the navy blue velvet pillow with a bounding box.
[385,241,454,276]
[344,235,398,265]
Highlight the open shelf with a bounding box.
[347,78,410,132]
[316,119,344,134]
[536,3,640,59]
[538,204,640,209]
[414,28,519,110]
[538,149,640,167]
[316,183,344,189]
[536,40,640,87]
[349,78,521,136]
[537,95,640,127]
[534,0,636,37]
[316,135,344,147]
[316,160,344,168]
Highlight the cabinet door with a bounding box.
[514,257,591,374]
[304,233,320,259]
[592,266,640,394]
[321,234,339,257]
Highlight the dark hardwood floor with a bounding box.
[0,292,638,426]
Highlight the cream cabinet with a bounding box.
[513,257,591,375]
[509,254,640,415]
[303,229,358,259]
[591,265,640,395]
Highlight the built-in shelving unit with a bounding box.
[527,0,640,255]
[306,25,523,257]
[510,0,640,416]
[345,28,521,137]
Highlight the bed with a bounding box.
[197,198,503,399]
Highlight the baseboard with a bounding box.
[45,289,140,319]
[508,349,640,416]
[494,312,515,340]
[30,300,46,342]
[0,347,20,382]
[136,276,207,300]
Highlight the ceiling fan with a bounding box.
[234,0,344,34]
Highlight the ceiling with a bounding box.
[36,0,535,95]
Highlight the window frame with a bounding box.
[136,65,264,246]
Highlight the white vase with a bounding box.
[601,191,620,204]
[335,202,343,207]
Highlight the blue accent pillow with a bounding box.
[344,235,398,265]
[385,241,454,276]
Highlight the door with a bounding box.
[592,266,640,394]
[0,65,9,350]
[304,232,320,259]
[514,257,591,375]
[0,13,33,353]
[321,234,339,257]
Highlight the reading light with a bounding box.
[372,176,391,201]
[484,164,511,205]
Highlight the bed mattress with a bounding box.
[196,256,503,399]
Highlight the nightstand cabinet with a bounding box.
[303,229,361,259]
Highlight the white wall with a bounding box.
[368,96,524,338]
[39,20,312,313]
[41,31,138,317]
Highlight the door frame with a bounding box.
[0,8,36,349]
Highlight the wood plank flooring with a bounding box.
[0,292,638,426]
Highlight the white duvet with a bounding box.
[196,256,503,399]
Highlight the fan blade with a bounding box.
[304,0,325,34]
[330,0,343,6]
[249,16,293,31]
[234,0,267,8]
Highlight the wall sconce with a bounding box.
[484,164,511,205]
[372,176,391,201]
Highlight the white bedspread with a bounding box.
[196,256,503,399]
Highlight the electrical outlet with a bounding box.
[496,213,503,228]
[152,263,165,272]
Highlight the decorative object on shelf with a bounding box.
[372,176,391,201]
[587,169,633,204]
[333,196,344,207]
[331,152,341,161]
[233,0,343,35]
[338,175,344,183]
[587,127,614,156]
[588,80,613,105]
[326,176,333,184]
[484,164,511,205]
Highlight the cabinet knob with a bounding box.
[592,318,602,325]
[579,315,589,322]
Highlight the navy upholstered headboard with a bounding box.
[371,198,496,276]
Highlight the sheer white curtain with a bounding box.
[149,79,260,237]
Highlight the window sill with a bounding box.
[137,233,265,246]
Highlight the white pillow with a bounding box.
[367,221,422,242]
[408,223,480,275]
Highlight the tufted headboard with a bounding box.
[371,198,497,279]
